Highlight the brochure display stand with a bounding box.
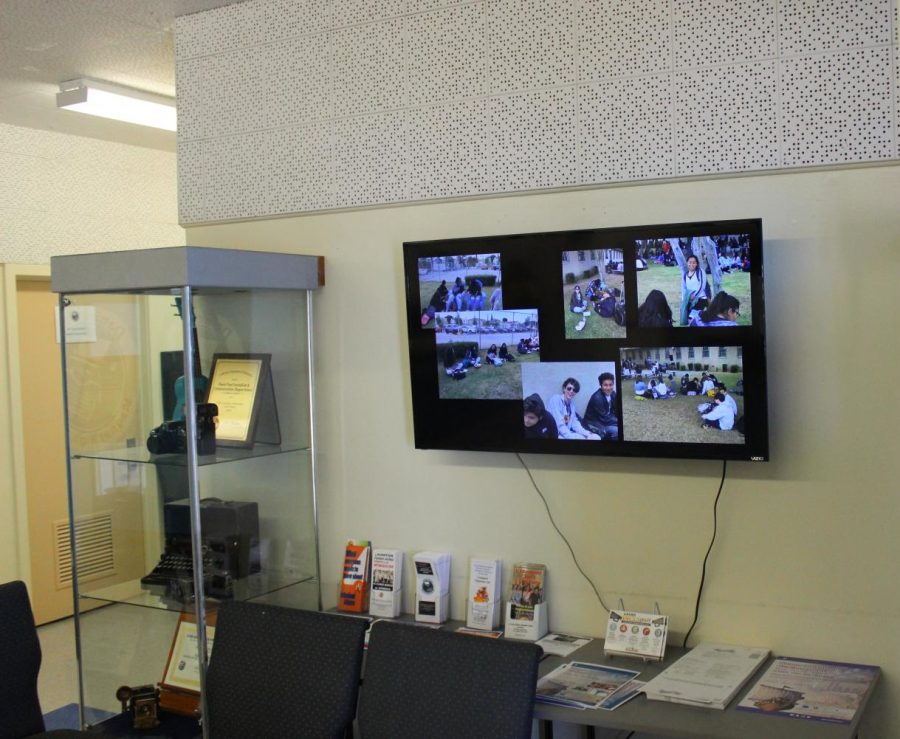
[504,562,548,641]
[414,551,450,624]
[466,558,502,630]
[505,601,549,641]
[52,246,325,738]
[369,548,403,619]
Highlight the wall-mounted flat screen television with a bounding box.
[404,219,768,461]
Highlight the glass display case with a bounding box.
[51,247,324,735]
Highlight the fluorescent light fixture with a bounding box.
[57,78,176,131]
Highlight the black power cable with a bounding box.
[682,459,728,649]
[516,452,611,614]
[516,452,728,645]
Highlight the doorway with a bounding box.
[15,276,71,623]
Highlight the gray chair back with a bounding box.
[0,580,45,739]
[206,602,368,739]
[358,620,541,739]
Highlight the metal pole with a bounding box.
[306,291,322,611]
[58,294,87,729]
[181,286,210,737]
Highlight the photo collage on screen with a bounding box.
[405,220,763,458]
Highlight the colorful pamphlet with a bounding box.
[505,562,548,641]
[599,679,646,711]
[604,609,668,661]
[536,661,641,710]
[508,562,546,621]
[369,548,403,618]
[466,558,502,630]
[736,657,880,724]
[338,539,371,613]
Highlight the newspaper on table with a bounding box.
[736,657,880,724]
[642,642,769,710]
[535,661,640,710]
[536,632,592,657]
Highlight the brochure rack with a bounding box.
[504,601,549,641]
[52,247,325,738]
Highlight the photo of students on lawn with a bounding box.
[435,309,539,399]
[561,249,626,339]
[620,347,745,444]
[418,253,501,328]
[635,234,751,328]
[522,362,619,441]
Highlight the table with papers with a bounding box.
[533,640,879,739]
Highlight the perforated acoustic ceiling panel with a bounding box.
[176,0,899,224]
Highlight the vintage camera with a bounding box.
[147,403,217,455]
[116,684,160,729]
[146,419,187,454]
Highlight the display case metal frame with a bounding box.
[52,246,324,736]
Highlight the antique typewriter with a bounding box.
[140,536,235,601]
[141,498,260,601]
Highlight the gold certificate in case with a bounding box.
[205,354,280,448]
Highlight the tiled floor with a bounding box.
[36,616,79,712]
[38,604,178,715]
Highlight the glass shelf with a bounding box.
[80,572,320,613]
[73,443,311,467]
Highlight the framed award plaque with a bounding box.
[205,353,281,448]
[159,611,217,716]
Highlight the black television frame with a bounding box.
[403,218,768,461]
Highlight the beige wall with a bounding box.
[0,122,184,264]
[186,163,900,735]
[0,122,184,589]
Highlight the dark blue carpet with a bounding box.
[43,703,115,730]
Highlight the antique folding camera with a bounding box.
[147,403,217,455]
[116,684,160,729]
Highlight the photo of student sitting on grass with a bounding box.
[582,372,620,440]
[522,362,617,441]
[417,252,501,328]
[635,234,752,328]
[561,249,626,339]
[620,346,745,444]
[689,291,741,327]
[435,309,539,399]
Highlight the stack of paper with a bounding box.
[643,642,769,710]
[536,662,644,711]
